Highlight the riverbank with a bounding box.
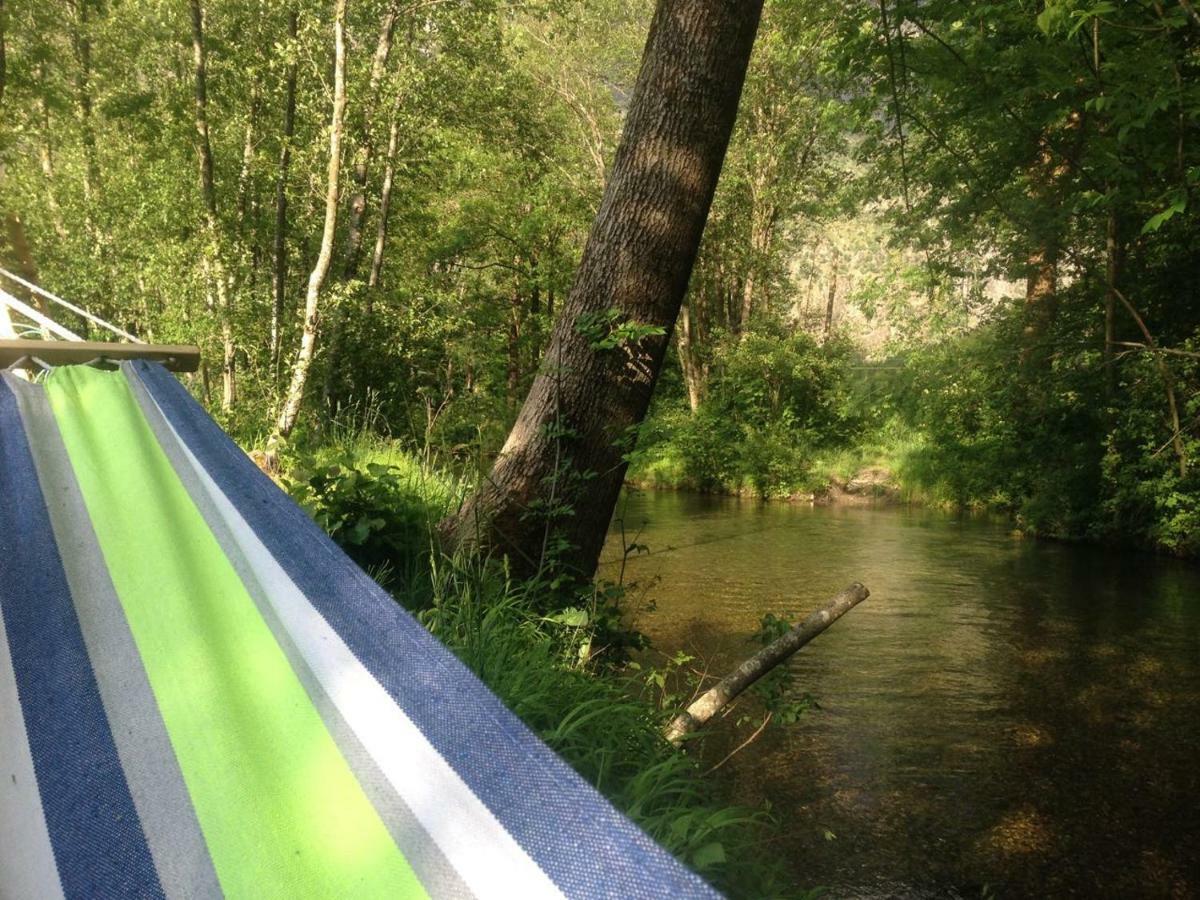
[628,464,906,507]
[626,422,1200,560]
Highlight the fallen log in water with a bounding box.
[663,582,870,745]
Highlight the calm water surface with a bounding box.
[600,491,1200,899]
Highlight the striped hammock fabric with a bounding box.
[0,362,717,900]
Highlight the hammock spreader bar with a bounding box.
[0,339,201,372]
[0,362,718,900]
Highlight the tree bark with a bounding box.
[507,278,522,410]
[1019,118,1079,362]
[1021,242,1058,366]
[190,0,237,410]
[271,8,299,380]
[2,213,48,336]
[441,0,764,580]
[273,0,347,440]
[663,583,869,745]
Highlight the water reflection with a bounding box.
[601,491,1200,898]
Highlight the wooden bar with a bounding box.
[0,340,201,373]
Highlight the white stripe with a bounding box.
[149,408,564,900]
[0,290,83,341]
[0,268,143,343]
[0,605,66,900]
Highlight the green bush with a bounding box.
[282,447,459,593]
[635,327,858,498]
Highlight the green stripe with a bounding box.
[46,366,426,900]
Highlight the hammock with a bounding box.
[0,362,717,900]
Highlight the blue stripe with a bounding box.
[131,361,718,900]
[0,377,165,900]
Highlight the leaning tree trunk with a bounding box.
[273,0,347,441]
[441,0,764,580]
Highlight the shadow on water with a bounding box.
[600,491,1200,898]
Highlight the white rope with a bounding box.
[0,267,144,343]
[0,289,84,341]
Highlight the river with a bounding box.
[599,490,1200,898]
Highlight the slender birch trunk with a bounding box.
[367,94,402,292]
[343,1,399,280]
[323,0,399,404]
[190,0,237,410]
[273,0,347,441]
[35,66,68,241]
[271,8,299,379]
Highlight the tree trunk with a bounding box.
[235,76,262,235]
[676,303,703,412]
[663,583,869,744]
[441,0,764,580]
[823,251,839,338]
[273,0,347,441]
[321,2,400,405]
[1019,119,1079,362]
[1022,243,1058,360]
[69,0,101,241]
[343,0,399,281]
[190,0,237,410]
[0,0,6,107]
[738,179,777,334]
[507,279,522,410]
[2,213,49,337]
[271,8,299,380]
[367,95,401,292]
[35,68,68,241]
[1103,206,1120,374]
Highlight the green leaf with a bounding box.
[1142,195,1186,234]
[691,842,726,869]
[544,607,590,627]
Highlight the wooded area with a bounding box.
[2,0,1198,893]
[2,0,1196,574]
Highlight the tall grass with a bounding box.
[411,555,798,896]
